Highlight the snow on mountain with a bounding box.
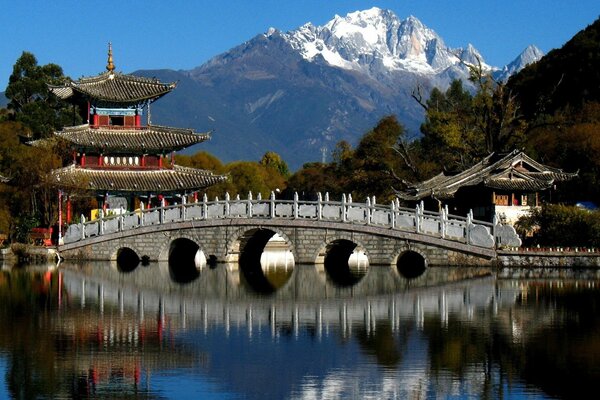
[280,7,482,78]
[493,45,544,82]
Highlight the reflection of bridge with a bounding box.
[59,193,521,266]
[61,265,519,336]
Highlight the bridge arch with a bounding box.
[394,248,428,279]
[227,227,296,294]
[313,234,370,287]
[113,246,141,272]
[157,234,208,284]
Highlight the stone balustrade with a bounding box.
[63,192,521,249]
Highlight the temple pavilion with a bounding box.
[45,44,226,224]
[396,150,578,224]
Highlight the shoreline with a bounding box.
[3,245,600,269]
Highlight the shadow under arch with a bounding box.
[237,228,294,294]
[168,237,205,284]
[116,247,140,272]
[323,239,369,287]
[396,250,427,279]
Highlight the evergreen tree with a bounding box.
[5,51,79,139]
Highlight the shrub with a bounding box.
[515,204,600,247]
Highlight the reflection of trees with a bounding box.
[421,282,600,400]
[0,270,197,399]
[508,285,600,400]
[355,322,410,369]
[0,270,62,398]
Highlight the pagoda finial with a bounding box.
[106,42,115,73]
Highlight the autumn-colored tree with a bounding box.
[174,151,224,173]
[260,151,290,178]
[285,162,344,199]
[0,120,68,241]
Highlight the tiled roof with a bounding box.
[50,165,227,193]
[396,150,578,201]
[48,72,176,103]
[54,124,210,153]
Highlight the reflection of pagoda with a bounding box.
[47,44,226,223]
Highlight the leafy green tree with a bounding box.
[285,162,344,199]
[260,151,290,178]
[5,51,79,139]
[515,204,600,247]
[418,73,525,173]
[350,115,408,202]
[214,161,286,199]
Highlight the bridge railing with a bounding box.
[63,192,519,249]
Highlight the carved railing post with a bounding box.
[270,191,276,218]
[440,205,446,239]
[390,200,396,229]
[366,197,372,225]
[81,215,86,240]
[293,192,299,219]
[98,209,104,235]
[325,192,329,202]
[492,214,498,246]
[160,198,165,224]
[248,191,253,217]
[181,195,187,221]
[341,194,347,222]
[466,209,473,244]
[225,192,231,217]
[203,193,208,220]
[119,207,125,232]
[140,202,145,226]
[317,192,323,220]
[415,203,421,233]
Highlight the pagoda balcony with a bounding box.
[89,124,147,130]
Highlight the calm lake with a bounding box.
[1,258,599,399]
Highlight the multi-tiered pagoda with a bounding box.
[47,44,226,225]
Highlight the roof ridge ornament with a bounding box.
[106,42,115,73]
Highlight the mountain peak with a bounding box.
[283,8,469,75]
[493,44,544,81]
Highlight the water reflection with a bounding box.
[1,262,599,399]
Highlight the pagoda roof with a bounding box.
[396,150,578,201]
[48,71,176,104]
[53,124,210,153]
[49,165,227,193]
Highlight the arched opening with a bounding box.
[324,239,369,287]
[239,229,294,294]
[396,250,427,279]
[116,247,140,272]
[168,238,205,284]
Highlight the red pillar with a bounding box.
[58,190,62,243]
[66,196,72,224]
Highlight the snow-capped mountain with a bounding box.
[493,45,544,82]
[280,7,494,78]
[141,8,543,170]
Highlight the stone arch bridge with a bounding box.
[58,193,520,268]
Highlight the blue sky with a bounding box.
[1,1,598,89]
